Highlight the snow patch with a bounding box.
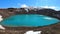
[24,30,42,34]
[0,15,5,30]
[0,25,5,30]
[0,15,3,22]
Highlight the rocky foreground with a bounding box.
[0,8,60,34]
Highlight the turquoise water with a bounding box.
[1,14,59,27]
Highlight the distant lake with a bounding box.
[1,14,59,27]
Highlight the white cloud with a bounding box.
[21,4,28,8]
[40,6,60,10]
[20,4,60,10]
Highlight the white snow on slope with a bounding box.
[24,30,42,34]
[0,15,5,30]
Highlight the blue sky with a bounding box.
[0,0,60,10]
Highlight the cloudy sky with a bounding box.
[0,0,60,10]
